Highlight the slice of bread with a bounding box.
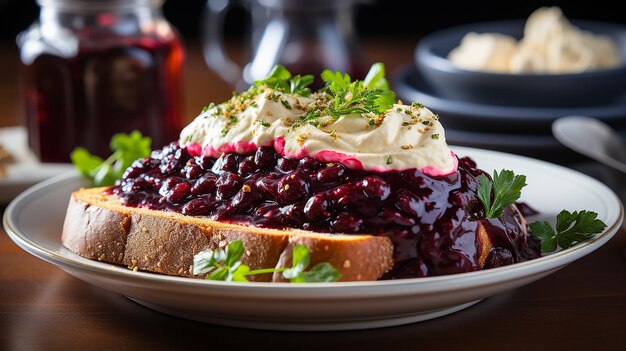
[62,187,503,282]
[62,187,396,282]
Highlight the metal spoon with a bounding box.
[552,115,626,174]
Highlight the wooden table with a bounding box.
[2,40,626,350]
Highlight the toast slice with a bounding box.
[62,187,397,282]
[62,187,502,282]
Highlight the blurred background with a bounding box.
[1,0,624,121]
[0,0,625,165]
[3,0,626,43]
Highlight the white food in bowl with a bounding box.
[448,7,621,74]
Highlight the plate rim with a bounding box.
[3,146,623,292]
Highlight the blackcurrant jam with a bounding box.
[113,142,541,279]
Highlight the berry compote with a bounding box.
[113,142,540,278]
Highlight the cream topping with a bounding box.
[179,88,457,176]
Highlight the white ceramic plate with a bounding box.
[0,127,73,204]
[3,146,623,331]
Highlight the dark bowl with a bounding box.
[414,20,626,107]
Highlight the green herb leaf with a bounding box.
[254,65,314,96]
[282,244,311,279]
[224,240,245,267]
[477,174,493,218]
[193,242,250,282]
[255,65,291,91]
[298,262,342,283]
[530,210,607,253]
[289,74,315,96]
[477,170,527,218]
[70,130,151,186]
[528,220,558,253]
[320,70,352,94]
[320,63,396,119]
[192,249,219,275]
[193,240,341,283]
[208,267,230,281]
[363,62,390,90]
[70,147,104,177]
[229,263,251,282]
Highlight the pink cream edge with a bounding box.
[183,137,458,177]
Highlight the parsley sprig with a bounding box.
[529,210,607,253]
[254,65,314,96]
[320,63,396,118]
[477,169,606,253]
[477,169,527,219]
[193,240,341,283]
[70,131,151,186]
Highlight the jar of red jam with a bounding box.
[18,0,184,163]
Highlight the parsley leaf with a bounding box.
[255,65,291,91]
[320,70,352,95]
[289,74,315,97]
[70,130,151,186]
[299,262,342,283]
[477,169,527,219]
[282,244,310,280]
[363,62,390,90]
[193,241,250,282]
[71,147,104,177]
[254,65,314,96]
[224,240,245,267]
[320,63,396,118]
[529,210,607,253]
[193,240,341,283]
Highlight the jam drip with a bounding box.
[113,142,540,278]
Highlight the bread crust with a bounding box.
[61,187,395,282]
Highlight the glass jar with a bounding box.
[203,0,367,90]
[17,0,185,163]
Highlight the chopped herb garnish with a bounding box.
[254,65,315,96]
[320,63,396,119]
[281,99,292,109]
[328,130,338,140]
[268,91,279,102]
[431,133,439,139]
[386,155,393,165]
[221,128,229,137]
[259,120,271,127]
[304,110,321,121]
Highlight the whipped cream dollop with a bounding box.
[179,88,457,176]
[449,7,621,73]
